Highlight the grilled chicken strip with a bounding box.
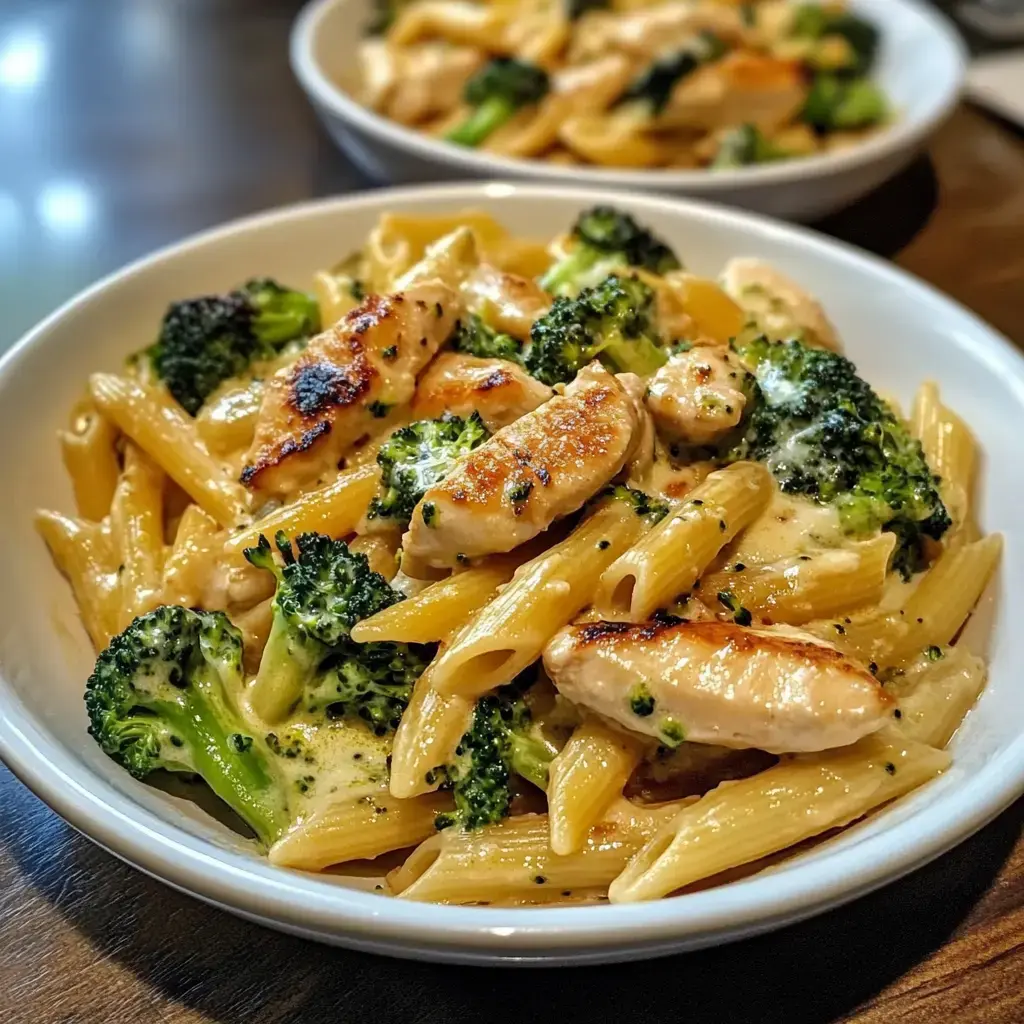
[569,2,747,64]
[645,346,751,445]
[403,362,639,570]
[659,52,807,133]
[543,619,891,754]
[241,283,461,498]
[720,257,840,350]
[359,40,486,126]
[461,263,550,340]
[411,352,553,432]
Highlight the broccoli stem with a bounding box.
[539,250,609,298]
[164,695,288,847]
[446,96,516,147]
[509,733,557,791]
[601,327,668,377]
[249,614,323,723]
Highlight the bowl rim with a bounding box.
[2,181,1023,959]
[289,0,968,192]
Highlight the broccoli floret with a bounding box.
[366,413,490,528]
[539,205,682,298]
[802,75,888,131]
[310,639,434,735]
[85,605,289,846]
[435,678,556,831]
[712,124,794,168]
[792,5,880,75]
[617,31,728,116]
[526,274,668,385]
[145,278,320,415]
[449,313,523,363]
[446,58,550,148]
[727,335,950,578]
[243,532,402,721]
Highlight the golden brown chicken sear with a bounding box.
[543,618,892,754]
[402,362,639,571]
[411,352,553,432]
[645,346,752,445]
[241,282,461,499]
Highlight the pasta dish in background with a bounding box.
[354,0,890,170]
[40,204,998,906]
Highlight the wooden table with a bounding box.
[1,2,1023,1021]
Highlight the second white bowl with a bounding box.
[291,0,967,221]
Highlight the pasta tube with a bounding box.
[391,799,691,904]
[700,533,895,625]
[609,731,950,903]
[888,645,987,749]
[59,399,120,521]
[429,494,657,699]
[110,443,165,625]
[269,791,451,871]
[597,462,772,622]
[348,532,401,582]
[162,505,223,607]
[911,382,977,542]
[352,548,536,645]
[89,374,250,528]
[223,463,379,558]
[36,511,121,650]
[547,719,645,855]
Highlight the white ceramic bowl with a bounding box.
[290,0,967,221]
[0,183,1019,965]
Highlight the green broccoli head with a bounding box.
[85,605,289,846]
[540,205,682,297]
[145,278,320,415]
[602,483,670,524]
[791,5,880,75]
[446,58,550,148]
[449,313,524,363]
[435,675,555,831]
[801,75,888,131]
[617,31,728,115]
[712,124,794,168]
[310,639,434,735]
[728,335,950,577]
[367,0,412,33]
[367,413,491,529]
[526,274,668,385]
[243,531,402,721]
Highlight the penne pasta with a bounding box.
[352,547,536,645]
[887,645,988,749]
[429,494,657,699]
[110,443,165,626]
[223,463,379,559]
[162,505,224,607]
[700,533,896,626]
[36,511,121,650]
[547,719,645,855]
[391,799,693,904]
[389,652,476,800]
[807,535,1002,669]
[268,790,452,871]
[59,398,121,521]
[597,462,773,623]
[911,381,978,543]
[89,374,250,528]
[609,731,950,903]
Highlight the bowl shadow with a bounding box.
[4,768,1020,1024]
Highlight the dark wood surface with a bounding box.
[2,2,1024,1020]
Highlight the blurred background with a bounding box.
[0,0,1021,349]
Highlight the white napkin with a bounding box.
[966,51,1024,128]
